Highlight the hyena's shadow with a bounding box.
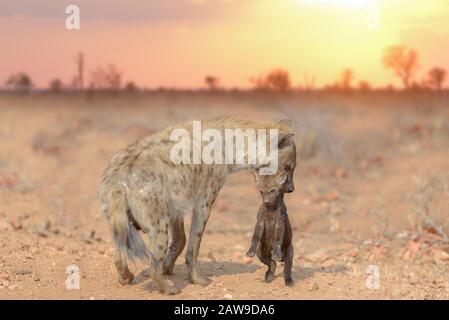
[294,264,347,281]
[135,261,260,293]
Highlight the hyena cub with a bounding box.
[246,170,294,286]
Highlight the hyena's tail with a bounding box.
[109,189,151,263]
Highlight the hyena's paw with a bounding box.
[117,271,134,285]
[246,249,256,257]
[190,273,211,286]
[162,285,181,295]
[285,277,294,287]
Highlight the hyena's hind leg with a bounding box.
[163,214,186,275]
[114,248,134,285]
[147,214,180,295]
[103,189,136,285]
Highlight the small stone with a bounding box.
[223,293,233,300]
[345,249,359,258]
[8,284,18,290]
[396,232,408,239]
[434,249,449,264]
[207,252,216,262]
[420,254,434,264]
[308,282,319,291]
[322,258,337,268]
[409,273,420,285]
[12,268,32,275]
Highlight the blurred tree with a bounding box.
[301,73,316,91]
[5,73,33,92]
[427,67,447,91]
[382,45,419,89]
[265,69,291,92]
[358,81,372,92]
[339,68,354,90]
[252,69,291,92]
[124,81,138,92]
[49,79,63,92]
[89,64,122,90]
[205,76,220,91]
[73,52,84,90]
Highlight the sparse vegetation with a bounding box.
[426,67,447,91]
[49,79,63,92]
[205,76,220,91]
[251,68,291,92]
[382,45,419,89]
[89,64,122,91]
[5,73,33,92]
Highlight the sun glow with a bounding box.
[300,0,375,9]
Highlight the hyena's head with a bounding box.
[253,170,288,210]
[276,120,296,193]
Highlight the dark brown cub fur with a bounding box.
[246,171,294,286]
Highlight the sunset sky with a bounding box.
[1,0,449,89]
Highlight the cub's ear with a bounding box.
[277,118,292,127]
[276,173,288,186]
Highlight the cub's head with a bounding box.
[253,170,288,210]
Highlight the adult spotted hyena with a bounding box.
[98,117,296,294]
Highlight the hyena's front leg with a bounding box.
[186,204,211,286]
[163,214,186,275]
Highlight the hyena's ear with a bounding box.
[277,118,292,127]
[251,170,259,184]
[276,173,288,186]
[278,132,295,148]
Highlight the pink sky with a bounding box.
[1,0,449,89]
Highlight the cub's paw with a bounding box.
[285,278,294,287]
[264,272,275,283]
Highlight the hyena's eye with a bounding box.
[270,188,277,193]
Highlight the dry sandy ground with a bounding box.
[1,92,449,300]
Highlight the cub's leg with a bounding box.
[246,208,264,257]
[257,247,276,283]
[283,245,294,287]
[272,214,286,262]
